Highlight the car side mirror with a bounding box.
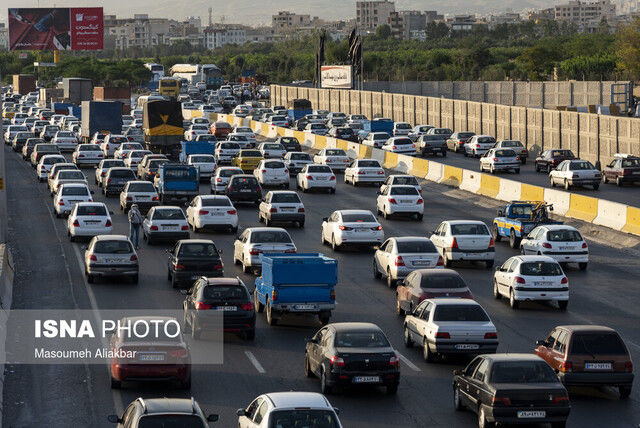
[322,217,328,222]
[306,337,318,344]
[107,415,121,423]
[165,249,172,254]
[536,339,547,347]
[180,289,191,295]
[453,369,462,377]
[236,409,246,417]
[333,407,340,415]
[207,414,219,422]
[497,209,503,216]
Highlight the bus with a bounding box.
[169,64,224,90]
[201,64,224,90]
[158,78,180,99]
[144,63,165,81]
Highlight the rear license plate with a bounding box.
[86,221,100,225]
[164,225,178,230]
[534,282,552,286]
[455,344,479,350]
[585,362,612,370]
[412,261,431,266]
[212,211,224,216]
[240,189,251,192]
[294,304,317,310]
[281,207,294,212]
[517,411,545,418]
[317,176,327,180]
[136,196,150,201]
[216,306,237,311]
[353,376,380,383]
[138,354,165,362]
[104,259,120,264]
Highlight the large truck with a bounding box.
[492,201,562,248]
[254,253,337,326]
[153,163,199,204]
[62,78,92,105]
[286,98,313,123]
[358,118,394,141]
[143,100,184,159]
[179,141,216,163]
[12,74,36,95]
[80,101,123,143]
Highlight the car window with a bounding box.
[464,358,483,376]
[341,213,376,223]
[61,187,89,196]
[547,229,582,242]
[201,198,232,207]
[570,332,628,355]
[396,240,437,253]
[433,304,490,322]
[268,409,340,428]
[554,331,568,354]
[334,330,390,348]
[127,182,155,193]
[490,361,558,383]
[93,240,132,254]
[420,303,432,321]
[473,359,489,381]
[178,243,218,257]
[389,186,419,196]
[250,231,292,243]
[519,261,563,276]
[245,398,261,420]
[419,274,466,289]
[414,300,428,317]
[76,205,107,216]
[450,223,489,235]
[152,209,185,220]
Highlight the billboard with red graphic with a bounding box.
[8,7,103,51]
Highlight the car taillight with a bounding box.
[73,220,80,227]
[392,146,397,149]
[272,289,278,301]
[552,395,569,405]
[168,348,188,358]
[493,158,498,162]
[394,256,405,267]
[213,263,223,270]
[78,154,85,158]
[150,225,158,230]
[199,210,209,215]
[181,225,189,230]
[389,355,399,367]
[269,207,277,213]
[624,361,633,373]
[582,242,588,248]
[227,209,237,215]
[330,176,336,181]
[89,254,97,261]
[514,276,526,284]
[435,332,450,339]
[126,196,133,201]
[451,237,458,249]
[130,255,138,262]
[416,198,423,204]
[561,277,568,284]
[152,196,159,201]
[560,361,573,373]
[388,198,397,204]
[195,302,211,310]
[492,396,511,406]
[372,225,383,231]
[249,249,261,255]
[542,242,552,248]
[58,200,65,205]
[284,248,296,253]
[216,177,223,182]
[329,355,345,367]
[174,263,185,272]
[436,256,444,266]
[241,302,254,311]
[489,237,494,247]
[101,171,106,177]
[284,169,288,174]
[298,207,305,212]
[107,179,112,183]
[339,225,352,231]
[105,219,112,227]
[516,157,520,161]
[484,332,498,339]
[261,169,266,173]
[357,170,366,175]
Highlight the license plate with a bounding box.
[353,376,380,383]
[216,306,237,311]
[534,282,552,286]
[294,304,317,310]
[317,176,327,180]
[412,261,431,266]
[136,196,150,201]
[104,259,120,264]
[212,211,224,216]
[281,207,294,212]
[585,362,612,370]
[138,354,165,362]
[517,411,545,418]
[85,220,100,225]
[164,225,178,230]
[240,189,251,192]
[455,344,480,350]
[559,246,572,250]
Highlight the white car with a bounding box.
[267,115,288,127]
[393,121,412,136]
[67,202,112,241]
[113,142,145,160]
[186,195,238,232]
[36,154,66,181]
[51,131,78,151]
[54,183,93,217]
[479,148,520,174]
[494,140,528,164]
[187,154,217,180]
[49,169,88,195]
[95,159,126,186]
[520,225,588,270]
[49,114,64,126]
[130,108,143,120]
[373,237,443,287]
[361,132,391,148]
[4,124,28,141]
[233,227,296,273]
[124,150,152,170]
[283,151,313,175]
[89,131,108,145]
[313,148,350,172]
[210,166,244,194]
[254,159,289,188]
[142,206,190,245]
[321,210,383,250]
[408,125,434,141]
[305,123,328,135]
[464,135,496,157]
[296,164,336,193]
[122,115,134,128]
[258,142,286,159]
[429,220,495,268]
[344,159,385,186]
[100,134,128,157]
[231,126,256,142]
[227,133,253,149]
[381,137,417,155]
[215,141,241,164]
[402,299,498,360]
[119,180,159,213]
[184,124,210,141]
[379,174,421,194]
[258,191,305,228]
[84,235,138,284]
[348,114,367,124]
[493,255,569,310]
[376,185,424,220]
[72,144,104,166]
[549,159,601,190]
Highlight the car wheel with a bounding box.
[179,375,191,390]
[520,157,526,165]
[551,422,567,428]
[110,377,121,389]
[443,253,451,268]
[266,302,278,326]
[319,312,331,326]
[423,338,435,363]
[87,273,94,284]
[244,329,255,341]
[396,296,405,316]
[304,355,314,378]
[331,235,340,251]
[514,169,520,174]
[550,177,556,187]
[564,179,570,190]
[171,273,178,288]
[617,176,623,187]
[320,369,332,395]
[509,289,519,309]
[131,275,138,284]
[535,164,540,172]
[619,385,632,399]
[242,257,251,273]
[603,174,608,184]
[386,269,395,288]
[254,289,264,313]
[416,213,423,221]
[509,229,519,249]
[558,300,568,311]
[478,407,495,428]
[330,188,335,194]
[579,262,588,271]
[493,280,501,299]
[492,224,502,242]
[373,260,382,279]
[298,220,304,228]
[547,165,552,174]
[453,386,464,411]
[403,325,413,348]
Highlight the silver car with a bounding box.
[464,135,497,157]
[84,235,138,284]
[373,237,443,287]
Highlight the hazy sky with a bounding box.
[0,0,557,25]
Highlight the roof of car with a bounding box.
[482,353,543,362]
[414,268,461,277]
[177,239,214,245]
[427,298,480,306]
[204,277,242,286]
[264,392,332,409]
[137,398,199,415]
[392,236,431,242]
[336,209,374,215]
[329,322,382,333]
[446,220,487,225]
[94,234,128,241]
[267,190,297,195]
[153,205,183,210]
[556,325,617,333]
[537,224,579,232]
[246,227,288,233]
[512,255,557,263]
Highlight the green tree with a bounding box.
[375,24,391,39]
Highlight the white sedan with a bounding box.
[376,185,424,220]
[520,224,588,270]
[258,142,286,159]
[119,180,159,213]
[36,154,66,182]
[214,142,241,164]
[142,206,190,245]
[379,175,421,194]
[373,236,443,287]
[321,210,383,251]
[305,123,328,135]
[187,154,217,180]
[100,134,129,158]
[479,148,520,174]
[313,148,350,172]
[49,169,88,195]
[233,227,296,273]
[72,144,104,166]
[186,195,238,233]
[258,190,305,228]
[113,142,144,160]
[124,149,152,170]
[231,126,256,142]
[254,159,289,188]
[429,220,495,268]
[493,255,569,310]
[344,159,385,186]
[51,131,78,152]
[67,202,112,241]
[296,164,336,193]
[54,183,93,217]
[464,135,496,157]
[549,159,601,190]
[210,166,244,194]
[381,137,417,155]
[283,152,313,175]
[361,132,391,149]
[184,124,210,141]
[95,159,125,186]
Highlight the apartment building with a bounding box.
[356,0,396,33]
[204,25,247,49]
[106,14,171,49]
[0,23,8,50]
[388,11,427,38]
[272,11,312,33]
[554,0,616,30]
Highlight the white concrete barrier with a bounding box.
[326,137,339,150]
[396,155,413,174]
[459,170,482,193]
[371,147,386,164]
[284,128,294,137]
[426,162,444,183]
[496,179,522,202]
[593,199,627,231]
[543,189,571,216]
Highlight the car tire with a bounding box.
[558,300,568,311]
[509,289,519,309]
[110,377,121,389]
[304,355,314,378]
[319,313,331,326]
[520,157,526,165]
[244,329,255,341]
[373,260,382,279]
[131,275,138,284]
[551,422,567,428]
[619,385,632,399]
[493,281,501,300]
[87,273,94,284]
[550,177,556,187]
[509,229,520,249]
[453,386,464,411]
[514,169,520,174]
[320,369,332,395]
[171,273,178,288]
[564,179,570,190]
[386,269,395,288]
[266,302,278,326]
[442,151,447,157]
[443,253,452,268]
[478,407,495,428]
[254,290,264,313]
[403,325,413,348]
[579,262,588,271]
[416,213,423,221]
[331,235,340,252]
[603,174,608,184]
[179,376,191,390]
[423,339,435,363]
[616,176,623,187]
[242,258,251,274]
[298,220,304,228]
[492,224,502,242]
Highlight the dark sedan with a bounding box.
[453,354,570,428]
[305,322,400,395]
[226,175,262,205]
[167,239,223,288]
[276,136,302,152]
[535,149,576,173]
[328,127,358,143]
[396,269,473,315]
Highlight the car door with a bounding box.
[430,222,445,250]
[457,357,483,407]
[416,301,433,343]
[406,300,428,343]
[468,358,490,409]
[239,398,262,428]
[168,242,180,275]
[307,328,326,372]
[375,239,393,275]
[495,259,513,292]
[522,227,540,254]
[548,329,569,370]
[234,230,248,261]
[535,328,560,367]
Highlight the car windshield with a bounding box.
[269,410,339,428]
[308,166,331,173]
[502,141,523,148]
[396,123,411,129]
[373,133,390,140]
[178,243,218,257]
[59,171,84,179]
[79,145,100,151]
[201,198,231,207]
[621,158,640,167]
[325,149,345,156]
[396,240,437,253]
[423,135,444,141]
[420,274,466,289]
[335,330,389,348]
[509,205,533,217]
[393,138,413,145]
[265,161,285,169]
[342,213,376,223]
[519,262,563,276]
[450,223,489,235]
[546,229,582,242]
[490,361,558,383]
[231,177,258,187]
[93,240,132,254]
[110,170,136,179]
[202,285,247,302]
[392,176,418,185]
[191,156,214,163]
[229,135,248,141]
[128,183,155,192]
[152,209,185,220]
[43,157,65,165]
[390,187,419,196]
[477,137,496,144]
[495,149,517,157]
[458,132,475,139]
[220,143,240,150]
[236,128,252,133]
[37,144,58,151]
[122,144,143,150]
[570,333,627,355]
[433,305,490,322]
[58,132,74,137]
[148,160,168,168]
[103,160,124,168]
[271,193,301,203]
[197,135,217,142]
[250,231,292,243]
[569,161,595,170]
[358,160,380,168]
[61,187,89,196]
[310,124,325,129]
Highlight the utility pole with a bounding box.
[0,132,7,244]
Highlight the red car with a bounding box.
[109,316,191,389]
[210,121,232,139]
[395,269,473,315]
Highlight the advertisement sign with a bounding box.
[8,7,103,51]
[321,65,353,89]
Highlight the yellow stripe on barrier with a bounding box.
[383,152,399,169]
[441,165,463,187]
[478,174,501,198]
[336,140,348,150]
[622,206,640,236]
[294,131,305,143]
[565,194,598,222]
[277,127,286,136]
[314,135,327,149]
[521,183,544,201]
[411,158,429,177]
[359,145,373,159]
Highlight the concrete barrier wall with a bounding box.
[0,244,15,427]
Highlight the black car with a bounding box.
[22,137,45,160]
[103,167,136,197]
[108,397,218,427]
[416,134,447,157]
[183,277,255,340]
[535,149,576,173]
[453,353,570,428]
[167,239,223,288]
[304,322,400,395]
[276,136,301,152]
[328,127,358,142]
[226,174,262,205]
[12,131,35,152]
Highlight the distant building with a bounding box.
[204,25,247,49]
[488,11,522,29]
[246,26,282,43]
[388,10,427,38]
[272,11,312,33]
[356,0,396,33]
[554,0,616,31]
[0,23,8,50]
[449,14,477,31]
[526,8,555,22]
[105,14,171,49]
[425,11,445,23]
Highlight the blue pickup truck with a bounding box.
[154,163,199,204]
[492,201,562,248]
[254,253,337,326]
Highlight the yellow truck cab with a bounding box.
[232,149,263,173]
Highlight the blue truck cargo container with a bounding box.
[70,105,81,120]
[155,163,199,204]
[179,141,216,163]
[493,201,562,248]
[80,101,123,143]
[254,253,337,326]
[358,118,394,141]
[51,102,74,115]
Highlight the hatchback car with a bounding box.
[396,269,473,315]
[373,237,443,287]
[520,225,588,270]
[31,143,61,167]
[254,159,290,188]
[237,392,341,428]
[51,130,78,152]
[113,142,144,160]
[345,159,385,186]
[233,227,296,273]
[494,140,528,163]
[381,137,417,155]
[602,153,640,186]
[119,180,159,213]
[103,167,137,197]
[108,398,217,426]
[54,183,93,217]
[84,235,138,283]
[258,191,305,227]
[226,174,262,205]
[167,239,223,287]
[430,220,495,268]
[186,195,238,232]
[22,137,45,160]
[379,174,421,194]
[215,141,241,164]
[535,149,576,173]
[321,210,383,251]
[376,185,424,220]
[210,166,243,194]
[143,206,190,245]
[480,148,520,174]
[296,164,336,193]
[464,135,496,157]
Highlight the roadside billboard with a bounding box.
[8,7,103,51]
[321,65,353,89]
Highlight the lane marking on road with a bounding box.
[397,352,421,372]
[245,351,266,374]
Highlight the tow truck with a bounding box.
[492,200,562,248]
